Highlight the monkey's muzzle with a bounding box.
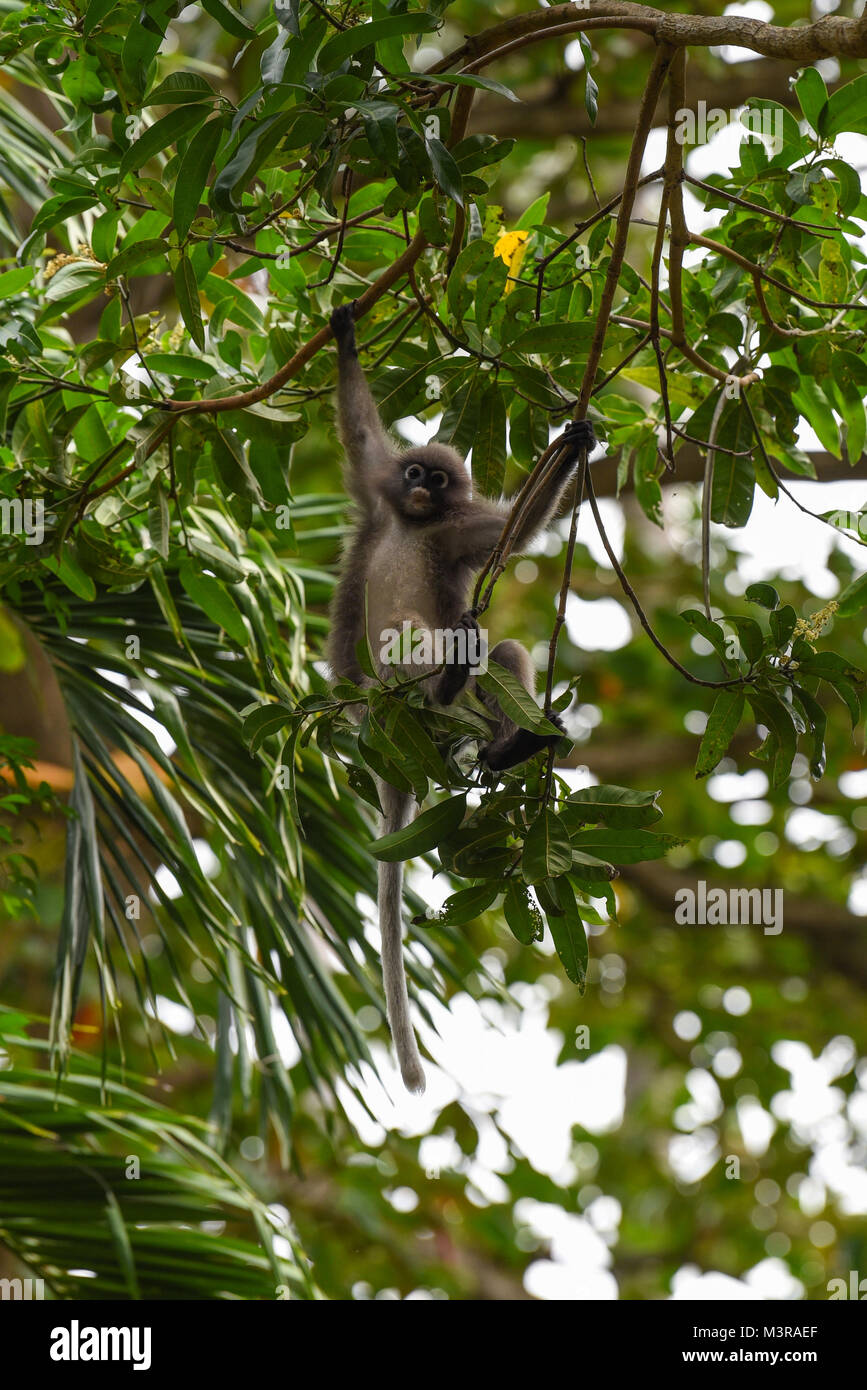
[406,487,432,513]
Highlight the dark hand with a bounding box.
[559,418,596,466]
[436,611,481,704]
[330,301,358,355]
[454,610,480,642]
[543,708,567,737]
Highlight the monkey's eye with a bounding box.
[429,470,448,489]
[405,464,424,483]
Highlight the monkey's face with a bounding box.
[392,447,469,523]
[401,460,448,518]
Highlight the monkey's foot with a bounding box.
[480,710,568,772]
[330,301,358,355]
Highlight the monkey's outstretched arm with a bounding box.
[445,421,596,568]
[507,419,596,551]
[330,303,394,506]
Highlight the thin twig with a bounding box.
[702,389,728,620]
[584,467,747,690]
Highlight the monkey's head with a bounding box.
[387,444,470,524]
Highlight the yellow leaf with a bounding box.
[494,229,530,294]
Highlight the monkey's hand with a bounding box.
[435,610,480,705]
[558,418,596,467]
[330,301,358,357]
[542,708,567,737]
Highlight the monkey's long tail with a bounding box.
[377,780,426,1094]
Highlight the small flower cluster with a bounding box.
[43,243,105,282]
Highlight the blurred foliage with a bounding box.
[0,0,864,1302]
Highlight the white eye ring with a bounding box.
[405,464,423,482]
[430,471,448,488]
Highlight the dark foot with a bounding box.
[330,301,358,356]
[436,611,480,705]
[481,710,568,772]
[559,417,596,466]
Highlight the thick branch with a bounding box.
[435,2,867,70]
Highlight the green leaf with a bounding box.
[120,106,210,179]
[745,582,780,611]
[383,703,451,786]
[748,691,798,787]
[822,73,867,137]
[769,604,797,649]
[147,480,169,560]
[568,828,683,864]
[476,661,559,734]
[144,71,217,105]
[417,882,500,928]
[200,0,255,38]
[794,67,829,133]
[174,117,224,240]
[578,32,598,126]
[104,1190,140,1300]
[695,689,744,777]
[242,702,296,754]
[174,256,206,350]
[509,323,594,356]
[211,113,297,212]
[0,267,34,300]
[836,571,867,617]
[726,615,764,665]
[711,450,754,529]
[212,429,265,506]
[680,609,736,668]
[369,794,467,862]
[178,559,248,646]
[818,158,861,215]
[790,684,827,779]
[522,809,573,883]
[796,652,863,729]
[446,240,493,324]
[106,238,167,280]
[319,14,440,71]
[515,192,550,232]
[417,194,449,247]
[435,375,481,454]
[411,73,521,105]
[503,881,543,944]
[473,382,507,496]
[564,785,662,829]
[145,352,215,380]
[42,551,96,602]
[444,824,520,880]
[547,879,588,989]
[82,0,121,38]
[426,137,464,207]
[346,765,383,813]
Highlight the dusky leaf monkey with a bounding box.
[327,300,595,1092]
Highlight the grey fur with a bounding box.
[327,302,587,1091]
